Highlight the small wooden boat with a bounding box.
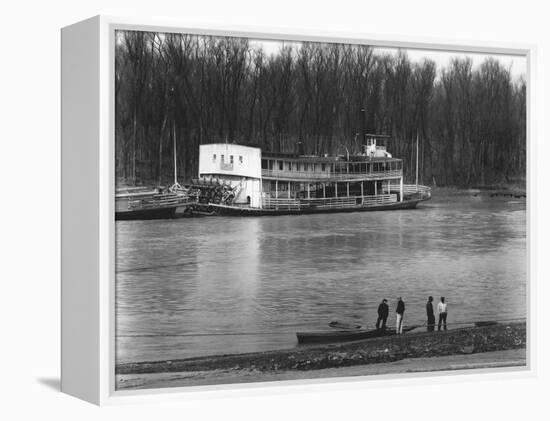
[296,326,417,344]
[328,321,362,330]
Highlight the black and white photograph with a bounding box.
[113,29,527,391]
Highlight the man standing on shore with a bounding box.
[438,297,448,331]
[426,296,435,332]
[396,297,405,334]
[376,299,389,331]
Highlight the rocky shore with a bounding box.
[117,322,526,383]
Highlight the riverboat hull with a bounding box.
[115,205,180,221]
[197,198,425,217]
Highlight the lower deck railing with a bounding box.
[383,184,432,199]
[262,194,397,210]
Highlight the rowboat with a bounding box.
[296,326,418,344]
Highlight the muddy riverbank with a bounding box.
[431,186,526,198]
[117,348,526,390]
[116,322,526,390]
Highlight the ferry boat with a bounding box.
[190,135,431,216]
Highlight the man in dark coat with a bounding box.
[376,299,389,331]
[396,297,405,334]
[426,296,435,332]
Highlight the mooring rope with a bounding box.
[117,316,526,338]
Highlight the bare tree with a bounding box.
[114,30,526,188]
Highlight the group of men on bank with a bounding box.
[375,296,448,334]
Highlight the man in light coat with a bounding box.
[437,296,448,331]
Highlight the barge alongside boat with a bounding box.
[191,134,431,216]
[115,186,193,220]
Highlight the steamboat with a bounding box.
[190,134,431,216]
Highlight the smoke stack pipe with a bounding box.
[296,141,305,155]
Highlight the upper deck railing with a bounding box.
[261,168,402,181]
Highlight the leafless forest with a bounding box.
[115,30,526,187]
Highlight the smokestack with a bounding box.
[296,141,305,155]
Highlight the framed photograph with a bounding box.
[61,16,531,405]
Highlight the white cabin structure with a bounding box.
[198,143,263,208]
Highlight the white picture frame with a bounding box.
[61,15,534,405]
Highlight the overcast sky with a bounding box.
[250,39,526,80]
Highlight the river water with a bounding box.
[115,193,526,364]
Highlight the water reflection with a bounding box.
[195,218,260,334]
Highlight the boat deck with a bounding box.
[203,197,425,216]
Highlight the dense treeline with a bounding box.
[115,30,526,187]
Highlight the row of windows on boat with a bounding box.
[261,159,402,173]
[211,154,402,173]
[212,154,243,165]
[263,180,387,192]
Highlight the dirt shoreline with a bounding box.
[116,348,526,390]
[117,322,526,382]
[431,185,526,197]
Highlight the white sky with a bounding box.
[250,39,526,80]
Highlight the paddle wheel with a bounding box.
[189,177,241,206]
